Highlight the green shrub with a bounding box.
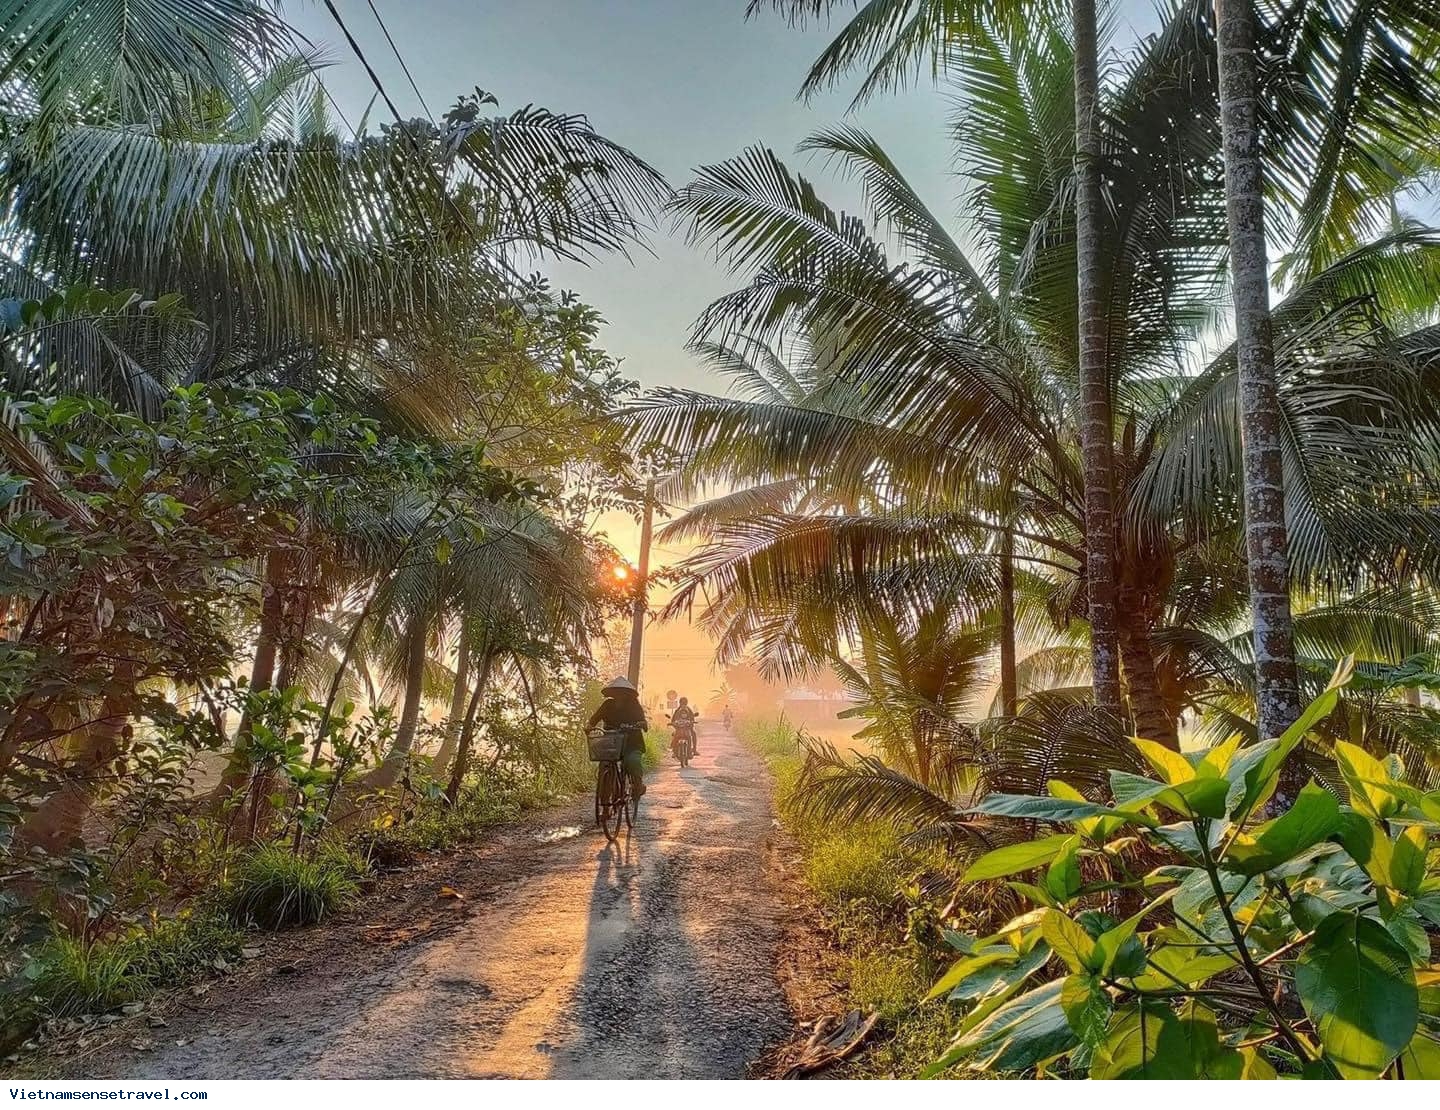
[927,661,1440,1079]
[29,936,138,1017]
[127,914,245,984]
[21,913,245,1023]
[226,845,364,929]
[357,781,523,866]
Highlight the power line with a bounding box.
[320,0,412,132]
[365,0,433,119]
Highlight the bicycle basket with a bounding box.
[587,729,626,762]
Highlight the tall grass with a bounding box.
[226,846,364,930]
[739,716,962,1077]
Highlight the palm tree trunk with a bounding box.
[432,627,470,777]
[1214,0,1301,743]
[1119,607,1179,750]
[1072,0,1122,718]
[446,650,496,804]
[369,611,429,789]
[999,526,1018,716]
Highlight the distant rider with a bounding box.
[670,696,698,756]
[586,676,649,798]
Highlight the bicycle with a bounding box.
[588,725,640,841]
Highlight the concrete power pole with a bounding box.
[626,477,656,688]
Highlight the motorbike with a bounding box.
[666,713,697,768]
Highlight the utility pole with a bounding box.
[626,477,655,687]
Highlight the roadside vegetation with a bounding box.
[8,0,1440,1082]
[661,0,1440,1077]
[0,1,664,1056]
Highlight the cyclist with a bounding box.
[670,696,698,756]
[722,705,733,732]
[586,676,649,798]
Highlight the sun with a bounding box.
[612,564,630,581]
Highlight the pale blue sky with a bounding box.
[289,0,1163,392]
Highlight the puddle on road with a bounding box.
[534,825,582,844]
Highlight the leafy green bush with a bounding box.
[928,660,1440,1079]
[357,782,524,866]
[22,913,245,1023]
[28,936,137,1018]
[226,846,364,929]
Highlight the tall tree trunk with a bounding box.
[999,526,1018,716]
[446,650,495,804]
[1214,0,1301,744]
[1072,0,1122,718]
[212,552,288,820]
[431,626,470,777]
[368,611,430,789]
[1119,606,1179,750]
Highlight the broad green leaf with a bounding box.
[1049,780,1130,839]
[1110,770,1227,819]
[1060,974,1111,1047]
[1094,890,1177,977]
[1194,734,1243,779]
[942,943,1051,1003]
[1130,948,1239,992]
[976,908,1046,945]
[1398,1034,1440,1079]
[1109,770,1169,809]
[963,835,1075,883]
[927,980,1076,1075]
[1091,1001,1243,1079]
[1384,910,1431,964]
[1232,663,1350,818]
[969,793,1151,829]
[1239,1047,1278,1079]
[1041,909,1099,973]
[1131,738,1194,785]
[1388,825,1428,895]
[1334,741,1399,820]
[1296,912,1418,1078]
[1045,836,1082,902]
[927,950,1011,1001]
[1223,783,1341,876]
[1005,880,1057,908]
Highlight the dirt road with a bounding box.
[62,721,797,1079]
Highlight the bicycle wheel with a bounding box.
[598,763,625,841]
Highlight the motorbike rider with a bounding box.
[586,676,649,798]
[670,696,698,756]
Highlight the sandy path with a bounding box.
[60,721,796,1079]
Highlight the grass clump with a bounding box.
[226,845,364,929]
[739,716,968,1079]
[25,913,245,1021]
[805,826,906,910]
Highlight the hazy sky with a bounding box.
[289,0,1162,396]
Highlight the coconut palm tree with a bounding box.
[1210,0,1440,742]
[630,11,1440,751]
[748,0,1123,712]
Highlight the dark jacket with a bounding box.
[587,695,648,733]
